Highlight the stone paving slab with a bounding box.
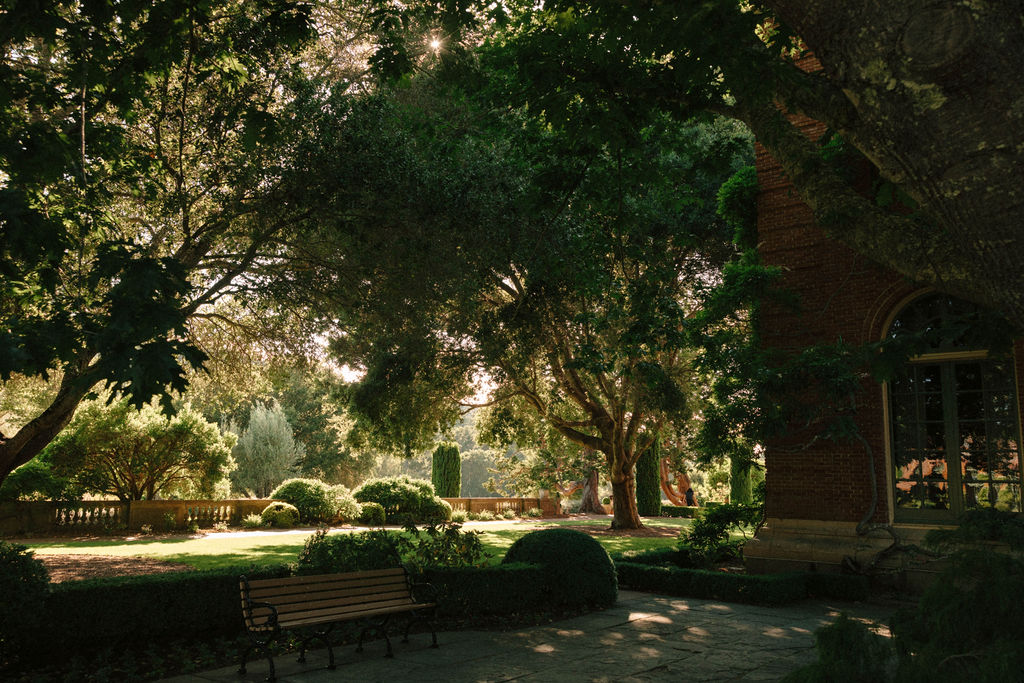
[164,589,894,683]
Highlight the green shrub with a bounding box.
[401,522,489,572]
[526,507,543,518]
[297,528,402,574]
[782,614,894,683]
[260,501,299,528]
[679,501,761,565]
[23,564,290,659]
[424,564,546,617]
[330,484,361,523]
[615,562,806,606]
[660,505,698,518]
[450,509,468,523]
[501,509,517,520]
[357,501,386,526]
[635,438,662,516]
[0,542,50,663]
[502,529,617,607]
[612,547,693,567]
[353,475,436,523]
[270,478,335,523]
[470,509,496,521]
[431,441,461,498]
[241,513,266,529]
[420,496,452,523]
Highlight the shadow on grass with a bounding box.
[157,544,304,570]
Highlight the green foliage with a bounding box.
[502,529,617,607]
[890,550,1024,681]
[357,502,387,527]
[526,507,543,518]
[230,402,300,498]
[420,497,453,524]
[716,166,759,249]
[660,505,699,518]
[23,564,290,659]
[0,458,75,501]
[431,441,462,498]
[615,562,806,606]
[729,457,753,505]
[423,564,547,617]
[297,528,402,574]
[241,514,266,530]
[635,438,662,516]
[469,509,496,521]
[399,522,490,573]
[0,542,50,662]
[450,509,469,523]
[43,399,234,502]
[260,502,299,528]
[782,615,894,683]
[353,475,437,523]
[269,478,334,524]
[923,507,1024,551]
[330,484,361,523]
[679,501,762,565]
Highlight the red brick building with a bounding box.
[744,98,1024,582]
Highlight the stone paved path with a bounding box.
[163,590,894,682]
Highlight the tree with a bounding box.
[431,441,461,497]
[43,400,235,502]
[229,401,300,498]
[298,89,750,528]
[0,0,383,486]
[372,0,1024,329]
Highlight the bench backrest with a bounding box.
[241,567,415,629]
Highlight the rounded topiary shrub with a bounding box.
[357,501,386,527]
[353,475,436,523]
[269,478,334,523]
[502,529,617,607]
[0,542,50,662]
[421,497,453,524]
[261,501,300,528]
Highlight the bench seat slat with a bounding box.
[245,568,405,590]
[248,577,409,602]
[276,602,435,629]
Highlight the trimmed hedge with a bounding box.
[25,564,291,658]
[270,478,334,523]
[503,529,617,607]
[660,505,699,518]
[616,562,807,606]
[614,552,871,605]
[423,564,547,617]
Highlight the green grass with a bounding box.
[25,517,693,571]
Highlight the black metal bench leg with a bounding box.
[239,642,252,674]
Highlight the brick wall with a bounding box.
[755,71,1024,526]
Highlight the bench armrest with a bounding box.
[410,580,439,605]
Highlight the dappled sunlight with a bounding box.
[685,625,711,637]
[531,643,556,654]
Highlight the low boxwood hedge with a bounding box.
[660,505,699,518]
[423,564,547,617]
[616,562,807,606]
[614,552,871,605]
[24,564,292,658]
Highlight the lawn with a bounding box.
[25,516,693,571]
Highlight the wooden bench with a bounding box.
[239,567,438,680]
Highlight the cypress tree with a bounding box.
[431,441,462,498]
[635,438,662,516]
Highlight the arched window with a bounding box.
[888,294,1022,521]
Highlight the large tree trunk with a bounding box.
[759,1,1024,330]
[0,362,96,483]
[610,477,643,529]
[578,469,603,514]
